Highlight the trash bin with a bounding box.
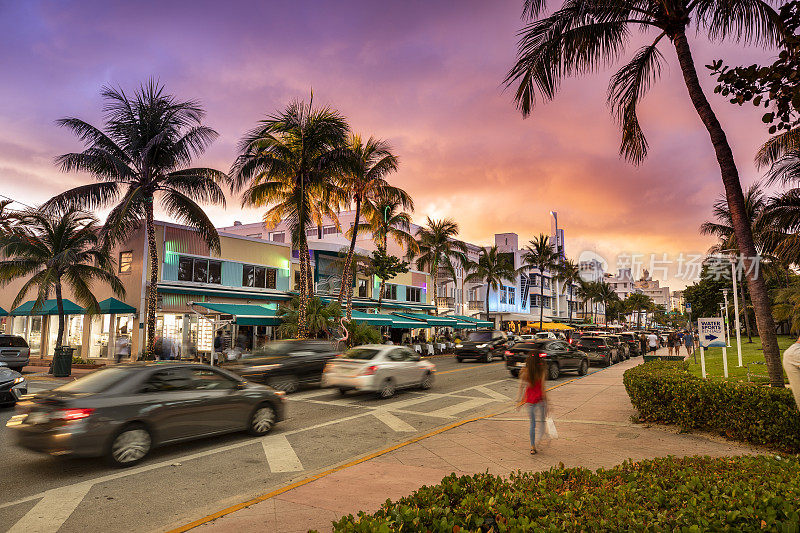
[52,346,75,377]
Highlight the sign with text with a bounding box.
[698,318,726,348]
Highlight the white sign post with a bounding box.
[699,317,727,378]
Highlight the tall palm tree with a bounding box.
[232,98,349,338]
[45,81,227,357]
[0,208,125,351]
[464,246,516,320]
[440,247,472,315]
[415,218,467,316]
[519,234,557,330]
[506,0,785,386]
[338,135,408,321]
[625,292,652,329]
[596,281,619,325]
[576,281,597,324]
[554,258,580,323]
[0,200,19,235]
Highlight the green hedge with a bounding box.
[327,456,799,532]
[624,361,800,453]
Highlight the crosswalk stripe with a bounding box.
[7,482,93,533]
[427,398,490,418]
[262,435,303,473]
[372,411,415,432]
[473,385,511,401]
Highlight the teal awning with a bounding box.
[384,314,430,329]
[393,312,473,328]
[195,302,281,326]
[10,299,85,316]
[0,306,6,317]
[98,298,137,314]
[349,310,393,326]
[451,315,494,328]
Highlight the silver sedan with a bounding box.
[321,345,436,398]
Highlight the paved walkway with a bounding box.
[190,353,764,533]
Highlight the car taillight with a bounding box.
[361,365,378,376]
[504,350,513,356]
[538,353,548,358]
[56,408,94,421]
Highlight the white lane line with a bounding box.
[428,398,492,418]
[373,411,415,432]
[7,482,93,533]
[262,435,303,472]
[473,385,510,401]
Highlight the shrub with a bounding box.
[345,321,382,347]
[327,456,800,532]
[624,361,800,453]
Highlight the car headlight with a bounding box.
[12,377,25,385]
[247,364,282,372]
[455,344,463,348]
[476,344,487,348]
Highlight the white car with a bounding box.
[322,345,436,398]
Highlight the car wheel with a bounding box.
[456,357,464,363]
[248,403,276,436]
[337,388,349,396]
[377,378,396,399]
[420,372,434,390]
[483,353,492,363]
[603,356,611,367]
[268,375,299,394]
[548,363,560,381]
[509,369,520,378]
[107,424,152,467]
[578,359,588,376]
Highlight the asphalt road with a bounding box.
[0,356,604,533]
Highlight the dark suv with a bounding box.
[573,336,616,367]
[506,340,589,380]
[455,330,510,363]
[619,332,641,357]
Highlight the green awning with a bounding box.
[0,306,7,317]
[393,312,472,328]
[195,302,281,326]
[451,315,494,328]
[10,299,85,316]
[384,314,430,329]
[349,310,393,326]
[98,298,137,314]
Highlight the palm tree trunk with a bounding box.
[539,275,545,330]
[297,235,309,339]
[485,282,490,323]
[343,197,362,321]
[432,260,439,317]
[145,199,158,358]
[55,280,65,349]
[305,248,314,297]
[672,31,782,387]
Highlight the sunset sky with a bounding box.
[0,1,783,289]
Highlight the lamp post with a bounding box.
[719,302,729,378]
[722,289,731,347]
[550,211,561,319]
[729,258,743,366]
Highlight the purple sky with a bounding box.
[0,0,782,288]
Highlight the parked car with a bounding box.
[619,332,642,357]
[0,362,28,406]
[573,336,616,367]
[6,362,285,467]
[602,335,628,361]
[454,330,511,363]
[224,339,339,393]
[505,340,589,380]
[0,335,30,372]
[321,345,435,398]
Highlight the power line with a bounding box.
[0,194,34,209]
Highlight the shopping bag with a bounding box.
[545,416,558,439]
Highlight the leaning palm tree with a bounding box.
[554,258,581,323]
[45,80,227,357]
[232,98,349,338]
[519,234,557,330]
[464,246,516,320]
[0,208,125,352]
[338,135,409,320]
[415,218,467,316]
[506,0,785,386]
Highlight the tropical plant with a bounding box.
[232,98,349,338]
[0,208,125,350]
[415,218,467,316]
[440,247,472,316]
[554,258,580,323]
[363,247,410,311]
[596,281,620,325]
[344,320,383,347]
[505,0,785,386]
[773,276,800,335]
[624,292,652,329]
[519,234,557,329]
[464,246,516,319]
[353,198,419,256]
[338,135,408,320]
[0,199,19,235]
[276,296,342,339]
[45,80,226,357]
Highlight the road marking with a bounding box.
[473,385,510,401]
[373,411,415,432]
[437,362,504,375]
[7,482,93,533]
[427,397,492,418]
[262,435,303,472]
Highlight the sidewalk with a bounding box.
[191,353,765,533]
[22,365,95,380]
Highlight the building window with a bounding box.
[306,227,317,237]
[499,287,507,304]
[507,286,515,305]
[358,279,367,298]
[119,251,133,273]
[294,271,301,290]
[385,284,398,300]
[530,294,541,308]
[242,264,277,289]
[269,231,285,243]
[178,256,221,284]
[468,288,478,301]
[178,256,193,282]
[407,287,421,303]
[322,225,339,235]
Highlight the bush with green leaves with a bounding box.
[344,320,382,347]
[624,361,800,453]
[327,455,799,532]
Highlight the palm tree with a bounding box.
[0,208,125,351]
[45,81,227,357]
[276,295,342,339]
[338,135,408,320]
[554,258,580,323]
[415,218,467,316]
[596,281,619,325]
[625,292,652,329]
[519,234,557,330]
[506,0,785,386]
[232,98,349,338]
[0,200,19,235]
[440,247,472,315]
[464,246,516,320]
[773,276,800,336]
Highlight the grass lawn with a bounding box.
[686,335,795,383]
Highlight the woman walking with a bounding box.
[517,354,547,454]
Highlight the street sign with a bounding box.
[685,302,691,312]
[698,318,726,348]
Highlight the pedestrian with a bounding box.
[666,332,676,356]
[639,332,647,356]
[114,334,131,363]
[516,353,547,455]
[647,331,658,353]
[683,330,693,357]
[783,336,800,411]
[213,330,224,364]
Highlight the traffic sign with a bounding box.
[685,302,691,312]
[698,318,726,348]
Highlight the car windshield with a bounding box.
[578,338,605,348]
[467,331,493,342]
[514,341,548,350]
[0,336,27,348]
[54,367,133,393]
[343,348,379,360]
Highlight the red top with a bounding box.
[525,380,544,404]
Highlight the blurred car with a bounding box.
[224,340,339,393]
[505,340,589,380]
[619,332,642,357]
[321,345,435,398]
[573,336,616,367]
[6,362,285,467]
[0,335,30,372]
[0,362,27,406]
[454,330,511,363]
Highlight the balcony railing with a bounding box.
[468,300,484,310]
[435,296,455,308]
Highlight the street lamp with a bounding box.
[722,288,731,348]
